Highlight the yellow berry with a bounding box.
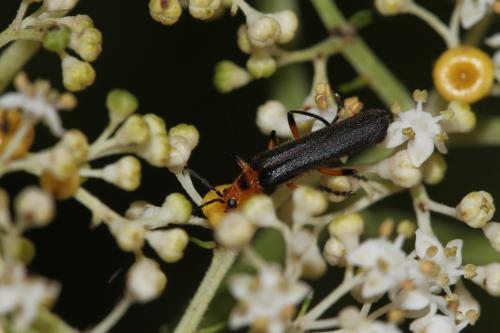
[201,184,231,228]
[0,109,35,159]
[40,170,81,200]
[433,46,494,103]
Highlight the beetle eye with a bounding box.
[227,198,237,208]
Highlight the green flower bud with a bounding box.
[246,53,276,79]
[43,25,71,53]
[214,61,251,93]
[116,115,151,145]
[169,123,199,149]
[106,89,139,125]
[74,27,103,62]
[143,114,167,135]
[237,25,252,54]
[421,153,447,185]
[189,0,221,20]
[61,56,96,92]
[149,0,182,25]
[375,0,410,15]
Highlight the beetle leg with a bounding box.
[318,185,354,197]
[267,130,277,150]
[287,112,301,139]
[318,167,357,177]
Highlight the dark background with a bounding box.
[1,0,500,332]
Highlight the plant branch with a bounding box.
[173,248,238,333]
[0,40,40,92]
[311,0,413,109]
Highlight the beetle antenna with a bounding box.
[198,198,225,209]
[184,167,224,198]
[289,110,330,127]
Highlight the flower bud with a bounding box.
[146,228,188,262]
[15,187,54,228]
[149,0,182,25]
[376,150,422,188]
[160,193,192,224]
[169,124,199,149]
[43,25,71,53]
[472,263,500,296]
[44,146,78,180]
[237,25,252,54]
[246,15,281,48]
[111,221,145,252]
[246,53,277,79]
[127,257,167,302]
[270,10,298,44]
[482,222,500,252]
[214,61,251,93]
[143,114,167,136]
[62,56,95,92]
[45,0,78,11]
[40,170,81,200]
[292,186,328,216]
[241,194,277,227]
[215,212,255,249]
[421,153,447,185]
[59,15,94,33]
[61,129,89,163]
[106,89,139,125]
[441,101,476,133]
[329,213,364,239]
[103,156,142,191]
[255,100,290,137]
[115,115,150,145]
[375,0,410,15]
[323,237,346,266]
[136,134,171,167]
[320,175,359,203]
[189,0,221,20]
[291,229,326,279]
[71,27,103,62]
[456,191,495,228]
[397,219,416,238]
[165,125,198,171]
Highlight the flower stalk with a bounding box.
[311,0,413,109]
[173,248,238,333]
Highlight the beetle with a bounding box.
[195,108,392,211]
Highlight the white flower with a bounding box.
[410,313,458,333]
[290,229,326,279]
[337,306,403,333]
[0,265,59,330]
[461,0,493,29]
[0,92,64,137]
[415,230,463,287]
[347,237,407,298]
[229,265,309,333]
[45,0,78,12]
[381,98,445,167]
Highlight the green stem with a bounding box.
[406,2,457,48]
[0,28,43,48]
[173,248,238,333]
[0,40,40,92]
[310,0,413,109]
[275,36,345,66]
[32,307,77,333]
[450,117,500,146]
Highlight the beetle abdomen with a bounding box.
[252,109,391,187]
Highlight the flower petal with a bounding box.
[381,121,407,148]
[407,135,435,167]
[461,0,490,29]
